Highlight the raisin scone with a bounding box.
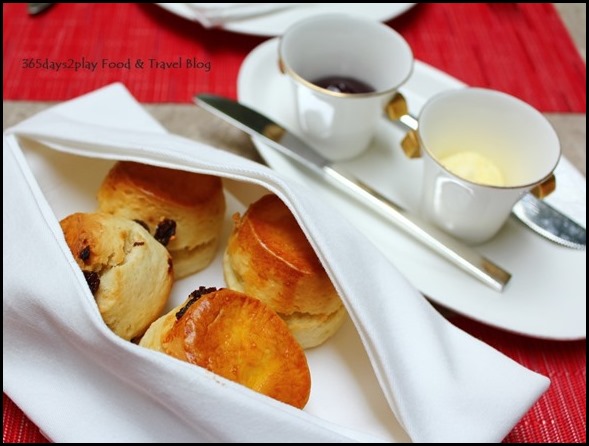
[60,212,174,341]
[97,161,225,279]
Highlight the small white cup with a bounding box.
[279,14,414,161]
[413,88,560,244]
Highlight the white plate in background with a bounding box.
[237,38,586,340]
[155,3,416,36]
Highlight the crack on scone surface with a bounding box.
[91,226,152,290]
[122,230,138,256]
[175,286,218,320]
[175,237,216,255]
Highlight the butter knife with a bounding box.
[512,194,586,250]
[196,94,511,292]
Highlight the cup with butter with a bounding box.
[408,88,560,245]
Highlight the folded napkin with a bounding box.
[186,3,304,28]
[3,83,549,443]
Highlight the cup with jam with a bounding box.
[279,14,414,161]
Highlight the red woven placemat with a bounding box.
[3,395,48,444]
[450,317,586,443]
[2,3,586,112]
[3,317,585,443]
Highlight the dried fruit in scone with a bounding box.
[60,212,173,341]
[97,161,225,279]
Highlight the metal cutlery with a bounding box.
[512,194,586,250]
[196,94,512,292]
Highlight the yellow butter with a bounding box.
[438,151,505,186]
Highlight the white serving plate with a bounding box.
[237,38,587,340]
[155,3,415,36]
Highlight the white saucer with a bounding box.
[237,38,587,340]
[155,3,416,36]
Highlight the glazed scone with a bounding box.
[97,161,225,279]
[223,194,346,349]
[140,287,311,409]
[60,212,173,341]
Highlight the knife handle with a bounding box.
[323,166,511,292]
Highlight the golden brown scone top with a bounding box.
[226,194,341,317]
[160,287,311,409]
[237,194,323,274]
[102,161,222,207]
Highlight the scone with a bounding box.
[60,212,174,341]
[97,161,225,279]
[223,194,346,349]
[140,287,311,409]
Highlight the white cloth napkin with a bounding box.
[186,3,304,28]
[3,83,549,443]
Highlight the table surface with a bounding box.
[3,3,586,443]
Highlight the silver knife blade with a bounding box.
[195,94,511,292]
[28,3,53,15]
[512,194,586,250]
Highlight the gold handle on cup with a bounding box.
[385,93,422,158]
[385,92,410,121]
[278,58,286,75]
[530,173,556,199]
[401,129,421,158]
